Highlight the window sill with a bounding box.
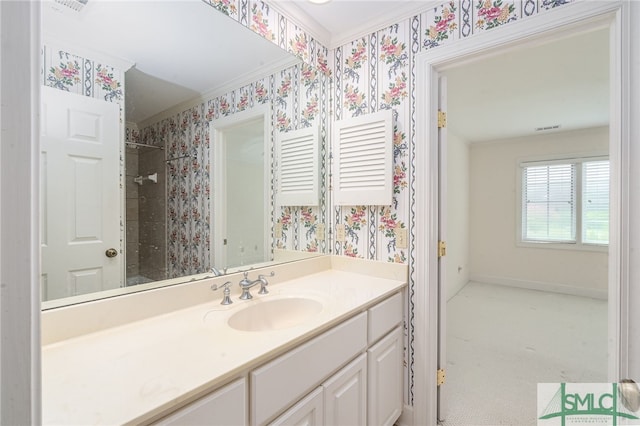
[517,240,608,253]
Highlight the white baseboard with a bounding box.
[396,404,414,426]
[469,275,608,300]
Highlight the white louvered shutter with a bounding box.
[276,125,319,206]
[333,109,393,206]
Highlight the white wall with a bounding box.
[0,1,41,423]
[446,131,470,300]
[469,126,609,297]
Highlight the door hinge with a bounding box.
[437,110,447,128]
[437,368,446,386]
[438,240,446,258]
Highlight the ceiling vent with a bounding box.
[535,125,561,132]
[50,0,89,16]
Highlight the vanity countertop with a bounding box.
[41,258,407,425]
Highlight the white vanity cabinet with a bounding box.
[41,259,408,426]
[152,291,403,426]
[153,378,247,426]
[265,291,403,426]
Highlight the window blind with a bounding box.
[582,160,609,244]
[522,163,576,242]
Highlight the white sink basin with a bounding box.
[227,297,323,332]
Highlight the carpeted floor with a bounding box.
[441,281,608,426]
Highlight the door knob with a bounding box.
[619,379,640,412]
[105,248,118,258]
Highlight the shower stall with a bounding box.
[125,123,167,286]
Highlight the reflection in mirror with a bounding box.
[212,105,271,270]
[41,0,328,309]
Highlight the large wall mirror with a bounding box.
[41,0,329,309]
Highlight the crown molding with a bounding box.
[328,1,439,48]
[43,34,135,72]
[268,1,333,48]
[271,1,440,50]
[137,54,300,128]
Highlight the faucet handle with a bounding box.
[257,271,275,295]
[211,281,233,305]
[258,271,275,280]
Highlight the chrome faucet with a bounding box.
[210,266,227,276]
[211,281,233,305]
[238,271,275,300]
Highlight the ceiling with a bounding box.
[444,28,609,143]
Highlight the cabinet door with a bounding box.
[269,387,323,426]
[322,354,367,426]
[367,326,403,426]
[251,312,367,425]
[154,378,247,426]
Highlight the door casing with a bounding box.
[413,2,635,425]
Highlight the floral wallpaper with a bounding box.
[139,60,327,279]
[42,45,124,104]
[328,0,575,406]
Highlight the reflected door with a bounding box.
[40,86,121,301]
[212,106,270,271]
[224,117,266,267]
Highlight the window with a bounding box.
[582,160,609,244]
[521,158,609,246]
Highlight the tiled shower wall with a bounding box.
[125,145,140,279]
[125,124,168,284]
[138,146,167,281]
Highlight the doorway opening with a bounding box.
[439,28,609,424]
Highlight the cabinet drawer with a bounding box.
[154,378,247,426]
[368,292,402,344]
[251,312,367,425]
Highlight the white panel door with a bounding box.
[367,327,403,426]
[322,354,367,426]
[40,86,121,301]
